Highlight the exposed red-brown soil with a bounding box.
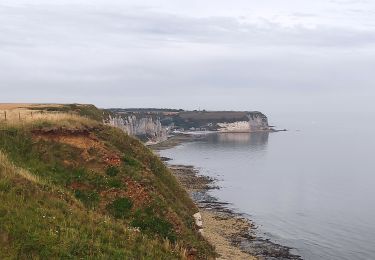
[69,182,92,191]
[104,156,121,166]
[32,131,121,167]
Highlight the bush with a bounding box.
[122,155,140,168]
[74,190,100,209]
[106,166,119,177]
[107,179,124,189]
[106,197,133,219]
[131,208,176,242]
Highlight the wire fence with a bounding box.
[0,110,34,122]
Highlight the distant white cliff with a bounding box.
[107,115,168,143]
[217,113,270,132]
[106,110,271,142]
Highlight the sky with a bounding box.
[1,0,375,119]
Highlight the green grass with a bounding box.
[132,207,176,242]
[0,152,183,259]
[107,178,124,189]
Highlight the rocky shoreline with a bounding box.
[156,136,301,260]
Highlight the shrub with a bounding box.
[131,208,176,242]
[122,155,140,168]
[107,179,124,189]
[106,197,133,219]
[106,166,119,177]
[74,190,100,209]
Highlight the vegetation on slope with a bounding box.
[0,104,215,259]
[0,152,183,259]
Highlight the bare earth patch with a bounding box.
[33,132,120,166]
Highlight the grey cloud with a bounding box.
[1,4,375,50]
[0,1,375,111]
[289,12,319,18]
[329,0,370,5]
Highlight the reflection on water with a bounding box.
[161,131,375,260]
[209,132,269,147]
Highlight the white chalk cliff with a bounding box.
[107,115,168,142]
[217,113,270,132]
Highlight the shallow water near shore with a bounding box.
[160,117,375,260]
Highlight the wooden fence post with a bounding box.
[4,111,6,121]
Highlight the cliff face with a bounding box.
[106,109,271,138]
[108,115,168,143]
[176,111,270,132]
[247,112,270,131]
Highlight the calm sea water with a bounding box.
[160,115,375,260]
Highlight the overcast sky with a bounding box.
[1,0,374,119]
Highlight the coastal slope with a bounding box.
[0,104,215,259]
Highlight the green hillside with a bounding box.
[0,104,215,259]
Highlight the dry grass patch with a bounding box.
[0,109,99,130]
[0,103,62,110]
[0,103,101,130]
[0,151,40,184]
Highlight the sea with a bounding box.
[160,111,375,260]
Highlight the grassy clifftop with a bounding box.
[0,104,214,259]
